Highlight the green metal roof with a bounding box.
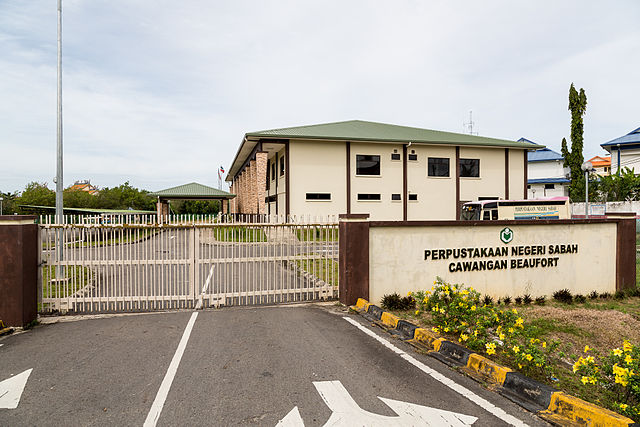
[246,120,542,149]
[149,182,235,199]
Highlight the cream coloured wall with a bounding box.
[459,147,506,202]
[407,145,456,220]
[369,222,617,303]
[289,140,347,217]
[509,150,526,199]
[350,142,403,220]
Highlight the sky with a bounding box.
[1,0,639,194]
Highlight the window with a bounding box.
[306,193,331,201]
[391,193,401,201]
[544,184,555,190]
[280,156,285,176]
[408,150,417,161]
[391,153,401,161]
[408,194,418,201]
[271,162,276,180]
[459,158,480,177]
[428,157,450,177]
[356,155,380,175]
[357,193,381,201]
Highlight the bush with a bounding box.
[381,293,415,310]
[573,340,640,421]
[483,295,493,306]
[574,294,587,304]
[503,296,512,305]
[589,291,599,300]
[514,296,522,305]
[628,288,640,298]
[534,296,546,305]
[410,278,558,380]
[615,290,626,300]
[600,292,612,299]
[523,294,532,305]
[553,289,573,304]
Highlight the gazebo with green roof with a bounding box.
[149,182,235,220]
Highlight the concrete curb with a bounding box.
[0,320,14,337]
[351,298,637,427]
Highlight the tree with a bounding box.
[595,167,640,202]
[171,199,220,215]
[16,182,55,211]
[0,191,18,215]
[95,182,155,210]
[561,83,588,201]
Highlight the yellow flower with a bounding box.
[458,302,465,308]
[487,348,496,355]
[423,297,429,303]
[518,363,522,369]
[512,308,518,314]
[469,287,474,291]
[407,291,412,296]
[471,305,476,311]
[625,354,633,365]
[415,310,420,316]
[620,403,629,411]
[584,345,591,353]
[473,330,478,337]
[512,345,520,354]
[444,327,450,332]
[624,340,633,353]
[581,376,590,385]
[499,333,506,340]
[432,327,439,333]
[508,327,515,334]
[440,308,446,314]
[613,348,623,357]
[542,342,547,348]
[461,334,469,341]
[433,280,437,285]
[515,317,524,326]
[525,353,533,361]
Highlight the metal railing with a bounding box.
[38,214,339,226]
[38,219,338,313]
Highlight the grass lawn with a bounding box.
[41,265,94,299]
[210,226,267,242]
[295,226,338,242]
[388,295,640,419]
[294,258,339,287]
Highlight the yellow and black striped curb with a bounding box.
[0,319,14,337]
[351,298,637,427]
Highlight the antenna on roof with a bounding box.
[463,110,478,135]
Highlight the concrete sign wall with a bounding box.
[338,215,636,306]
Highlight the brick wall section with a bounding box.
[229,182,236,213]
[256,152,268,215]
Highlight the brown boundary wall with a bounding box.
[339,215,636,306]
[0,216,38,327]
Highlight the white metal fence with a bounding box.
[39,219,338,313]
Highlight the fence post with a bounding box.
[0,216,38,327]
[338,214,370,306]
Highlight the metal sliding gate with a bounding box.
[39,221,338,314]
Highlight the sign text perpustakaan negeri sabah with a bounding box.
[424,244,578,273]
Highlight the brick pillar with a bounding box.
[228,182,235,213]
[240,171,247,213]
[0,216,38,327]
[256,152,268,215]
[156,201,169,223]
[338,214,370,306]
[249,159,257,214]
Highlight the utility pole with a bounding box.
[56,0,64,278]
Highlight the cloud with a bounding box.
[1,0,639,193]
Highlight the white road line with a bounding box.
[343,317,528,427]
[143,312,198,427]
[195,266,215,310]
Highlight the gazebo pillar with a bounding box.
[156,199,169,223]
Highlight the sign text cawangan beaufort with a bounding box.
[424,228,578,273]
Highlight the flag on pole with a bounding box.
[218,166,225,181]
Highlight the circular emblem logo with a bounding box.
[500,227,514,244]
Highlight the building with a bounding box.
[149,182,235,220]
[226,120,541,221]
[601,127,640,175]
[69,180,99,195]
[587,155,611,177]
[521,139,570,198]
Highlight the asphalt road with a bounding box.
[0,304,549,426]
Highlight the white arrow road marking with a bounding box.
[316,380,477,426]
[276,380,477,426]
[276,406,304,426]
[0,369,32,409]
[343,317,529,427]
